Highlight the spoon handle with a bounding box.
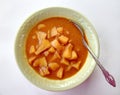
[82,38,116,87]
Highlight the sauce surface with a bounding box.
[26,17,88,80]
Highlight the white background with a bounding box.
[0,0,120,95]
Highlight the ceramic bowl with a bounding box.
[15,7,100,91]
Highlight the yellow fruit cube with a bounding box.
[39,67,50,76]
[62,43,73,59]
[35,39,51,55]
[50,26,58,37]
[48,62,59,71]
[56,67,64,78]
[58,35,69,45]
[60,58,69,65]
[36,31,47,44]
[33,57,47,67]
[48,47,55,53]
[43,51,49,56]
[29,45,35,54]
[50,51,61,61]
[72,61,81,70]
[51,39,63,51]
[57,27,63,33]
[28,56,36,64]
[37,24,46,30]
[70,51,78,60]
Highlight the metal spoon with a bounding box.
[74,22,116,87]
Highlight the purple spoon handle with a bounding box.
[82,38,116,87]
[73,22,116,87]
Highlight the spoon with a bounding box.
[74,22,116,87]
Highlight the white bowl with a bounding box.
[15,7,100,91]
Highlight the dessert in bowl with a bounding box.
[15,7,99,91]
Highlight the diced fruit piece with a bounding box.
[38,57,48,67]
[62,43,73,59]
[56,67,64,78]
[60,58,69,65]
[48,47,55,53]
[44,51,49,56]
[57,27,63,33]
[33,57,47,67]
[70,51,78,60]
[58,35,69,45]
[35,39,51,55]
[33,58,40,67]
[51,26,58,37]
[39,67,50,76]
[51,39,63,51]
[37,24,46,30]
[28,56,36,64]
[48,62,59,71]
[54,51,61,59]
[72,61,81,70]
[66,65,72,72]
[29,45,35,54]
[36,31,47,44]
[51,51,61,61]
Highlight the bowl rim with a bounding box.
[15,7,100,91]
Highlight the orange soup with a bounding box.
[26,17,88,80]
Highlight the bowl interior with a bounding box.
[15,7,99,91]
